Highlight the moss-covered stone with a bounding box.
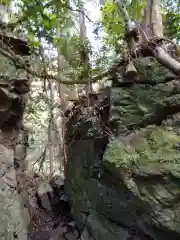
[103,125,180,235]
[65,120,180,239]
[105,126,180,172]
[65,60,180,240]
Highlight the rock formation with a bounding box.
[64,58,180,240]
[0,33,30,240]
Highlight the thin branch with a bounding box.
[33,143,48,166]
[66,6,93,23]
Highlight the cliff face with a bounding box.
[65,59,180,240]
[0,34,30,240]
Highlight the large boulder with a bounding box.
[65,60,180,240]
[65,120,180,239]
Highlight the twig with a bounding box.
[66,6,93,23]
[32,143,48,166]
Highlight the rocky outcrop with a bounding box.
[0,79,30,240]
[65,59,180,240]
[0,35,31,240]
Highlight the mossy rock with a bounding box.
[111,78,176,126]
[66,120,180,238]
[104,125,180,174]
[103,125,180,234]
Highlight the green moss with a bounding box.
[111,63,176,126]
[104,139,139,169]
[104,126,180,174]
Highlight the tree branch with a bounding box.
[0,35,178,86]
[66,6,93,23]
[0,44,110,85]
[5,1,55,30]
[153,47,180,75]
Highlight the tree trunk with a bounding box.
[115,0,180,75]
[56,11,68,179]
[143,0,163,38]
[79,1,92,96]
[154,47,180,74]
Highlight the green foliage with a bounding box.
[55,35,83,67]
[127,0,146,21]
[13,0,78,60]
[101,1,125,47]
[101,0,145,48]
[163,0,180,40]
[101,0,180,50]
[1,0,11,5]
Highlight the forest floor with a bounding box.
[26,175,80,240]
